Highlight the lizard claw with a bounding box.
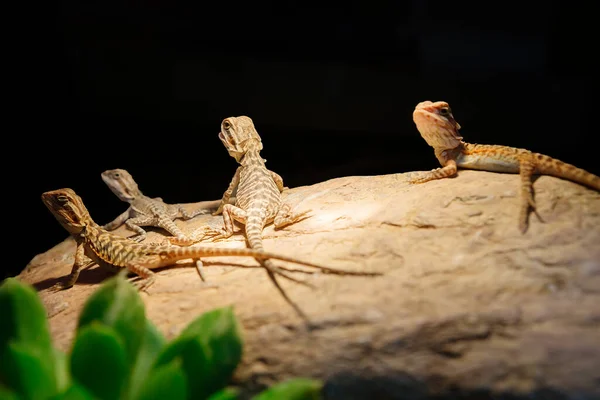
[130,235,146,243]
[133,276,156,292]
[49,281,73,292]
[274,208,313,230]
[202,229,229,242]
[212,205,224,216]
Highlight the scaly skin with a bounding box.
[102,168,208,243]
[173,116,380,322]
[42,188,373,291]
[411,100,600,232]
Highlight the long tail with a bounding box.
[245,216,313,323]
[534,153,600,191]
[162,234,378,277]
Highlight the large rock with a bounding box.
[19,171,600,399]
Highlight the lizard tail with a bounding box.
[244,217,314,286]
[534,153,600,191]
[245,216,312,323]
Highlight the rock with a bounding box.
[18,171,600,399]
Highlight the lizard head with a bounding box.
[101,168,140,201]
[413,101,463,150]
[218,116,263,162]
[41,188,92,235]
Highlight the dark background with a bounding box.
[7,1,596,279]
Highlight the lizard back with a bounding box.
[236,145,282,225]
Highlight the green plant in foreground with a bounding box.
[0,274,322,400]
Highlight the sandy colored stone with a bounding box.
[19,171,600,399]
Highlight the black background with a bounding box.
[6,1,597,279]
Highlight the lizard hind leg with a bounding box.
[125,215,155,242]
[518,158,544,233]
[273,203,312,230]
[203,204,245,242]
[125,256,160,292]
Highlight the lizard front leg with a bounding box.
[273,203,312,229]
[172,204,246,245]
[52,244,93,290]
[156,217,189,243]
[408,159,458,184]
[213,167,241,216]
[205,204,247,241]
[102,208,131,231]
[125,215,155,242]
[269,170,288,192]
[177,205,209,220]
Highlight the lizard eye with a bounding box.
[114,173,120,178]
[439,107,451,116]
[57,195,68,203]
[223,120,231,130]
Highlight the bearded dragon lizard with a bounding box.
[102,168,208,243]
[42,188,372,291]
[411,100,600,232]
[171,116,379,321]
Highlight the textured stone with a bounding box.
[19,170,600,399]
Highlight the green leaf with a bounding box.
[70,324,127,400]
[0,341,57,400]
[53,384,96,400]
[0,383,20,400]
[76,274,146,369]
[0,278,57,397]
[127,320,166,400]
[251,379,323,400]
[206,388,239,400]
[0,278,53,350]
[53,348,70,394]
[134,358,187,400]
[154,306,242,400]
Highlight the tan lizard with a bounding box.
[411,100,600,232]
[171,116,379,321]
[102,168,208,243]
[42,188,372,291]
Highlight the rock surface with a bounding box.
[19,171,600,399]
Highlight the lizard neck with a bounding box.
[240,141,265,168]
[434,142,467,166]
[121,188,144,203]
[64,215,99,239]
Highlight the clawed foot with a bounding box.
[130,235,146,243]
[274,208,313,230]
[181,208,210,220]
[133,276,156,292]
[201,228,230,242]
[49,281,73,292]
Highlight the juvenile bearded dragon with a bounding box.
[172,116,380,321]
[102,168,208,243]
[42,188,364,291]
[411,100,600,232]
